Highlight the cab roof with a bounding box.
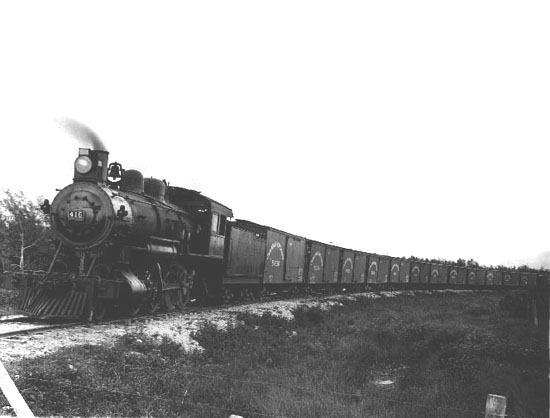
[167,186,233,218]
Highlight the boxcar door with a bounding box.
[285,236,306,283]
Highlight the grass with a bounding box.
[0,291,547,417]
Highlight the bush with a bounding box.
[292,305,326,326]
[499,291,528,317]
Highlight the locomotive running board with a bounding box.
[187,252,224,260]
[18,287,89,319]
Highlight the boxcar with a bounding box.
[262,226,306,284]
[225,220,306,286]
[224,221,267,285]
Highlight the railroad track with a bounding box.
[0,288,382,340]
[0,317,84,339]
[0,309,202,340]
[0,296,274,340]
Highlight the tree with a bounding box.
[0,190,54,271]
[466,258,480,268]
[456,258,466,267]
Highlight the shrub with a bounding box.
[499,291,528,317]
[292,305,326,326]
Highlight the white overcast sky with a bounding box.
[0,1,548,268]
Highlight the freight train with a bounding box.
[13,147,548,320]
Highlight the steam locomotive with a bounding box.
[14,147,548,320]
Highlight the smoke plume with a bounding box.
[57,118,108,151]
[516,251,550,269]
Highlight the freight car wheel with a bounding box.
[222,288,235,303]
[289,285,300,296]
[259,287,268,298]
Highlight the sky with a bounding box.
[0,1,548,268]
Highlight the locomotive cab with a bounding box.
[167,187,232,258]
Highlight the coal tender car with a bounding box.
[14,147,548,320]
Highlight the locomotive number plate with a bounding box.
[68,210,85,221]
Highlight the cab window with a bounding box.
[218,215,227,236]
[210,212,227,236]
[211,213,219,233]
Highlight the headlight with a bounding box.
[75,156,93,174]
